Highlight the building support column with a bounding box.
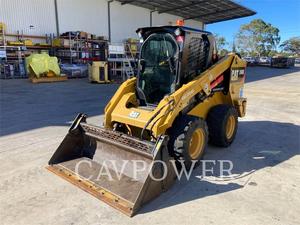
[54,0,60,37]
[108,0,113,42]
[150,10,155,27]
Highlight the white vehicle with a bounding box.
[243,56,256,64]
[259,56,270,64]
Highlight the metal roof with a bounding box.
[118,0,256,24]
[136,26,212,35]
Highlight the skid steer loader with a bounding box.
[47,26,247,216]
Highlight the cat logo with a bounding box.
[231,69,245,81]
[129,111,140,118]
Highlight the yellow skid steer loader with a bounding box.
[47,26,247,217]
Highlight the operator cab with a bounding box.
[136,26,217,106]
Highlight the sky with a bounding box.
[207,0,300,49]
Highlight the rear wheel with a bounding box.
[207,104,238,147]
[168,115,208,169]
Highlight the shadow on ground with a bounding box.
[1,67,299,136]
[0,78,118,136]
[140,120,300,214]
[245,65,300,83]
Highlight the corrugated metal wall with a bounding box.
[110,1,203,42]
[0,0,56,35]
[56,0,108,36]
[0,0,203,42]
[110,1,149,42]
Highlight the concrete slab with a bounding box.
[0,67,299,225]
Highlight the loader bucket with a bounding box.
[47,114,176,217]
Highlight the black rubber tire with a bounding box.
[206,104,238,147]
[168,115,208,169]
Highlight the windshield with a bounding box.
[137,33,178,105]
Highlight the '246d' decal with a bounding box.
[231,69,245,81]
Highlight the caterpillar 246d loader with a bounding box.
[47,26,247,217]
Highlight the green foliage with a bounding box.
[214,34,228,53]
[280,37,300,56]
[235,19,280,57]
[231,41,236,53]
[268,50,279,57]
[219,49,229,56]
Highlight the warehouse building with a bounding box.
[1,0,255,42]
[0,0,254,81]
[1,0,203,43]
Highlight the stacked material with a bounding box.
[26,53,67,83]
[60,63,88,78]
[26,53,60,78]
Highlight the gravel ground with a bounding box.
[0,66,299,225]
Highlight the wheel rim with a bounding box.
[189,128,205,159]
[226,115,236,139]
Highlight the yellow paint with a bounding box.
[189,128,205,159]
[104,54,247,138]
[88,61,110,83]
[226,115,236,139]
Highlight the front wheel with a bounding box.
[168,116,208,169]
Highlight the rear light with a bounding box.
[176,35,184,49]
[176,35,184,43]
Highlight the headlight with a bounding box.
[137,31,142,38]
[175,28,181,36]
[137,31,143,43]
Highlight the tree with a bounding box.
[219,49,229,56]
[235,19,280,57]
[232,40,236,53]
[214,34,228,54]
[280,37,300,56]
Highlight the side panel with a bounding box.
[188,92,231,119]
[229,56,247,117]
[154,55,237,135]
[188,56,247,119]
[104,78,137,128]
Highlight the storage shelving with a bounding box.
[0,28,139,81]
[108,43,138,82]
[54,32,108,64]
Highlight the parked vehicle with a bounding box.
[295,58,300,64]
[271,56,295,68]
[47,25,248,217]
[259,56,270,64]
[243,56,256,65]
